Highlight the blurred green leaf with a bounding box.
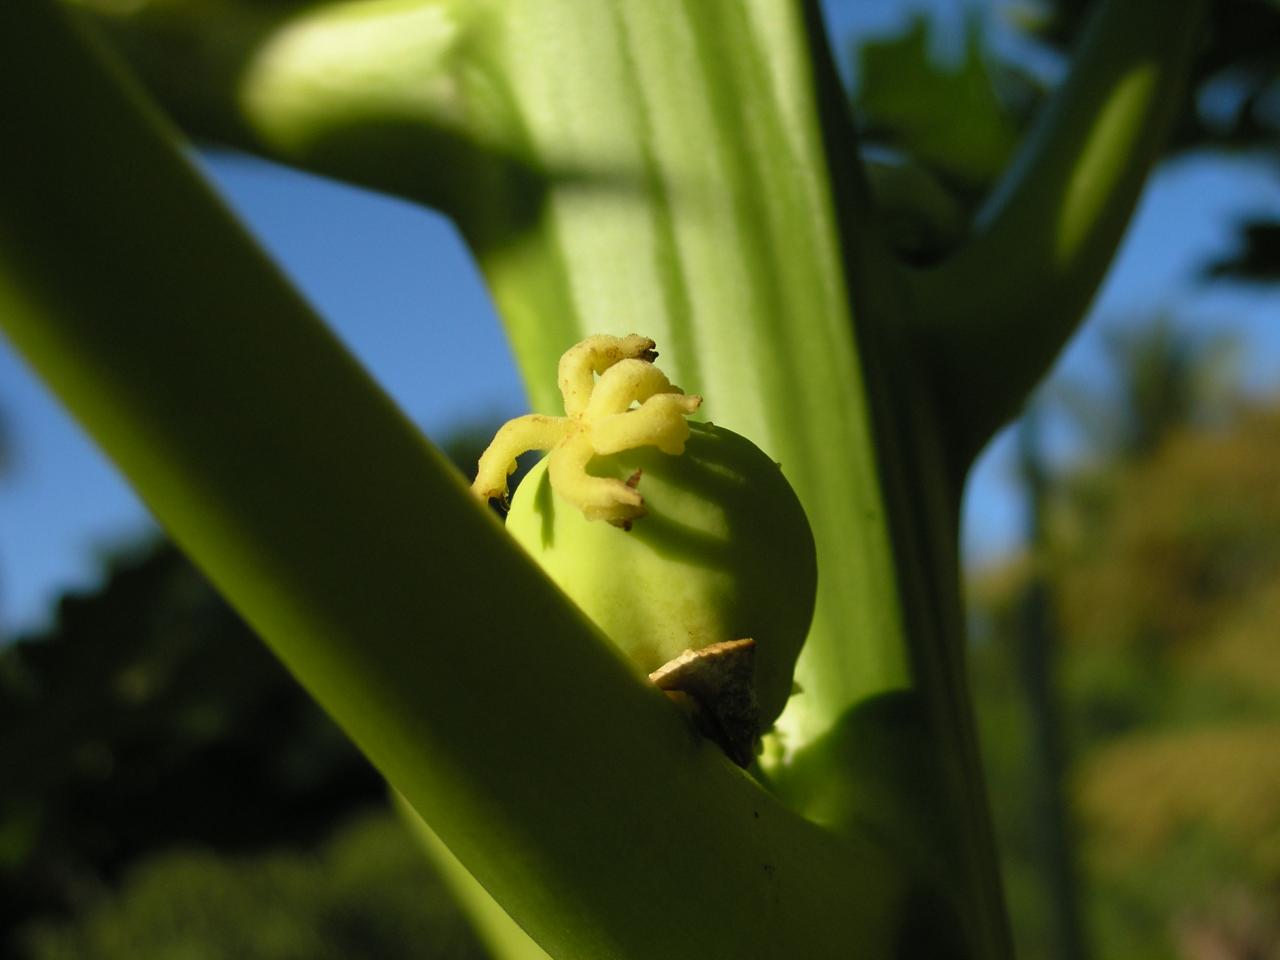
[852,17,1022,191]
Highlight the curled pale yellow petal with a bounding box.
[557,334,656,417]
[585,358,681,418]
[547,430,645,525]
[591,393,703,456]
[471,414,571,503]
[475,334,699,524]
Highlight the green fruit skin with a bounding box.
[505,421,817,727]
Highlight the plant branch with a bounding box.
[0,3,911,958]
[396,793,552,960]
[908,0,1206,464]
[66,0,527,218]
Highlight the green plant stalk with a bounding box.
[0,4,910,959]
[910,0,1207,464]
[396,792,553,960]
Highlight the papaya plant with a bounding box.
[0,0,1204,957]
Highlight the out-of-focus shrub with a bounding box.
[19,811,489,960]
[971,401,1280,959]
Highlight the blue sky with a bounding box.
[1,2,1278,639]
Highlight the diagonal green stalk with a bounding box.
[67,0,498,217]
[909,0,1207,464]
[396,793,552,960]
[0,4,910,959]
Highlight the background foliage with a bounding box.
[972,367,1280,960]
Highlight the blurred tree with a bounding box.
[972,396,1280,960]
[1203,217,1280,285]
[0,542,384,951]
[1008,315,1235,960]
[1066,405,1280,960]
[19,812,489,960]
[1011,407,1089,960]
[1054,314,1240,460]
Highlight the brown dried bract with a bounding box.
[649,638,760,767]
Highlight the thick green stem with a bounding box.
[67,0,514,218]
[396,793,552,960]
[910,0,1207,463]
[0,4,909,958]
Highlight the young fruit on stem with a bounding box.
[472,335,817,765]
